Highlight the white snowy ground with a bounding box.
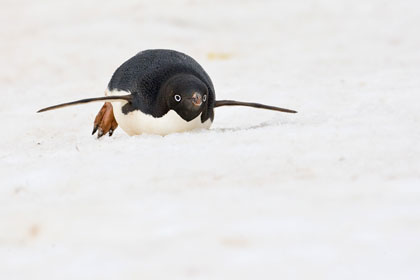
[1,0,420,279]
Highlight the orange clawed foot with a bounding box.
[92,102,118,138]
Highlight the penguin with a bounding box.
[38,49,297,137]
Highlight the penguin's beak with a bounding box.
[191,92,202,107]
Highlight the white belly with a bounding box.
[106,89,212,136]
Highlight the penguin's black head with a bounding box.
[160,74,209,122]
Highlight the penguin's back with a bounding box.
[107,49,215,115]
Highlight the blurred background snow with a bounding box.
[1,0,420,279]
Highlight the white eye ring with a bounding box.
[203,94,207,102]
[174,94,181,102]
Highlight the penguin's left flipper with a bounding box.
[92,102,118,138]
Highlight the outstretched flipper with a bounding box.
[37,95,132,113]
[37,95,131,137]
[215,100,297,113]
[92,102,118,138]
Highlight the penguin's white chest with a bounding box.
[106,90,212,136]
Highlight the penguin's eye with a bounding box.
[203,94,207,102]
[174,94,182,102]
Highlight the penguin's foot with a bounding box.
[92,102,118,138]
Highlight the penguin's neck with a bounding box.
[153,85,171,117]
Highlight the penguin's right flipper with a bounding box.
[92,102,118,138]
[37,95,132,113]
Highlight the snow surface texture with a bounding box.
[1,0,420,279]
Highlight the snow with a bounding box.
[1,0,420,279]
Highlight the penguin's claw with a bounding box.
[93,102,118,138]
[92,125,98,135]
[97,128,104,138]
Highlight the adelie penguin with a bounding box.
[38,49,297,137]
